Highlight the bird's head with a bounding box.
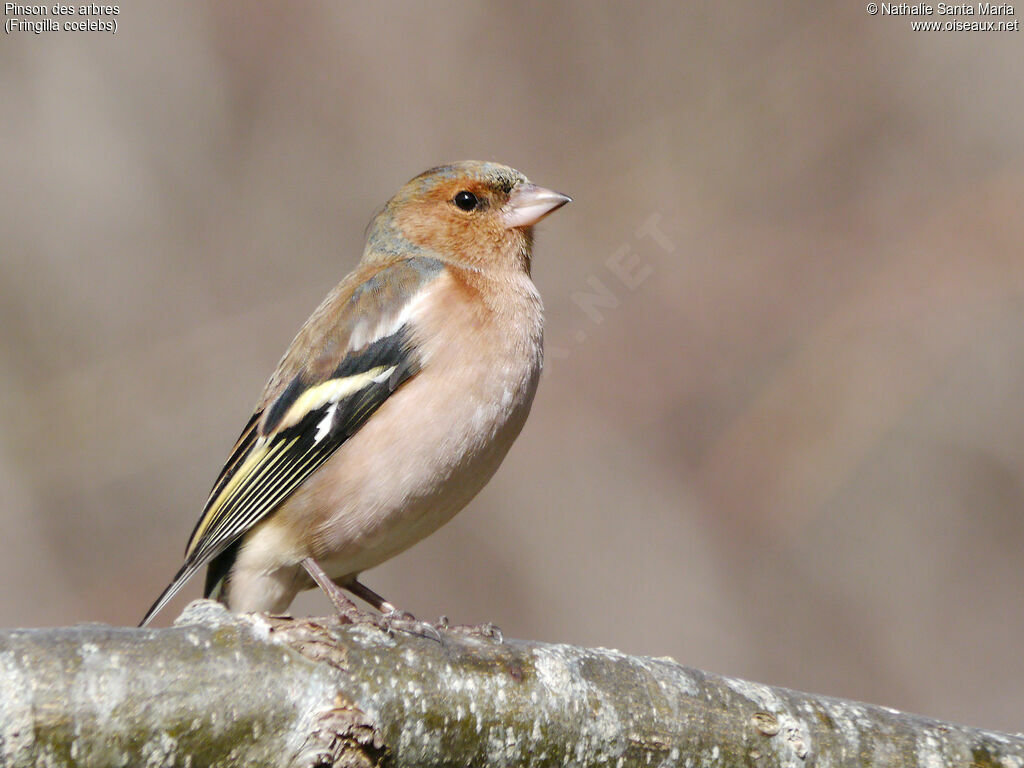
[366,161,570,272]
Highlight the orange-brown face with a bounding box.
[363,161,570,273]
[389,162,531,269]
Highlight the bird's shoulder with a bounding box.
[256,255,446,429]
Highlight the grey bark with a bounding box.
[0,600,1020,768]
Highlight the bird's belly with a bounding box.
[273,344,541,581]
[317,422,521,578]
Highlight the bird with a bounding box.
[140,161,570,627]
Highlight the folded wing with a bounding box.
[139,256,442,625]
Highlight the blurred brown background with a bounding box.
[2,1,1023,733]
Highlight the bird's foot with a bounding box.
[322,603,440,642]
[314,598,437,641]
[377,609,443,642]
[434,615,504,643]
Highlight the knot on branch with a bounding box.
[263,614,352,671]
[292,695,388,768]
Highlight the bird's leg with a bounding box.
[344,573,501,643]
[344,578,399,615]
[303,561,495,643]
[301,558,375,624]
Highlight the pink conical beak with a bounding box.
[503,183,572,229]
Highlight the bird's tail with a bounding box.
[138,561,204,627]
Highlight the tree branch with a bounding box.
[0,600,1020,767]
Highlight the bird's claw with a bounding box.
[378,609,443,642]
[433,616,503,643]
[329,601,499,644]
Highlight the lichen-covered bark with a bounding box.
[0,600,1020,768]
[0,602,356,767]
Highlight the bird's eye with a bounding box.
[453,190,479,211]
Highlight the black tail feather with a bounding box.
[138,560,204,627]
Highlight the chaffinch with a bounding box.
[141,161,570,626]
